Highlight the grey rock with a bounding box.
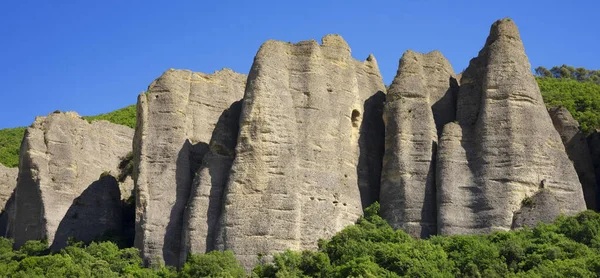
[12,112,134,248]
[437,19,586,235]
[180,100,242,265]
[549,106,597,210]
[512,190,561,228]
[133,69,246,266]
[380,50,457,238]
[216,35,386,269]
[0,164,17,237]
[587,131,600,207]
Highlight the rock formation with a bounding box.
[11,112,134,249]
[0,164,17,237]
[437,19,586,235]
[180,100,242,265]
[215,35,386,269]
[133,69,246,266]
[380,50,458,238]
[549,106,597,210]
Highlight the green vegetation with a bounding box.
[2,203,600,277]
[536,65,600,84]
[82,105,137,129]
[0,127,25,168]
[537,77,600,134]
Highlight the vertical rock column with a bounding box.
[216,35,386,269]
[549,106,597,210]
[437,19,586,235]
[380,50,457,238]
[133,69,245,266]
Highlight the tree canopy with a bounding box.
[2,203,600,277]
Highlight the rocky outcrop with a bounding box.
[0,164,17,237]
[380,50,458,238]
[549,106,597,210]
[12,112,134,249]
[437,19,586,235]
[512,189,561,228]
[133,69,246,266]
[180,100,242,265]
[215,35,386,269]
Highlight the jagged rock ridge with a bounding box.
[215,35,386,269]
[437,19,586,235]
[133,69,246,266]
[11,112,134,249]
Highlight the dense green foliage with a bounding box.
[82,105,137,129]
[537,77,600,134]
[0,238,245,277]
[1,203,600,277]
[0,127,25,168]
[252,203,600,277]
[536,65,600,84]
[0,105,136,168]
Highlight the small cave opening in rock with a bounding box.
[351,109,361,128]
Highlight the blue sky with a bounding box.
[0,0,598,129]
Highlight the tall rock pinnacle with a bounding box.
[437,19,586,235]
[215,35,386,269]
[380,50,458,238]
[133,69,246,266]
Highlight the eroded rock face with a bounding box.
[12,112,133,248]
[549,106,597,210]
[180,100,242,265]
[437,19,586,235]
[512,189,561,229]
[133,69,246,266]
[380,50,458,238]
[0,164,17,237]
[215,35,386,269]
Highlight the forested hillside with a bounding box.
[1,203,599,277]
[536,65,600,134]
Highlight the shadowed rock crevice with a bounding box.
[357,91,385,208]
[51,175,123,250]
[0,164,17,238]
[180,100,242,266]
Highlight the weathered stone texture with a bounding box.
[180,100,242,265]
[512,189,562,229]
[0,164,17,237]
[437,19,586,235]
[12,112,133,248]
[133,69,246,266]
[549,106,597,210]
[380,50,457,238]
[216,35,386,269]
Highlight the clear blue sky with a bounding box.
[1,0,598,129]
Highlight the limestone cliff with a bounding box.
[437,19,586,235]
[215,35,386,268]
[0,164,17,237]
[11,112,133,249]
[133,69,246,266]
[380,50,458,238]
[549,106,597,210]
